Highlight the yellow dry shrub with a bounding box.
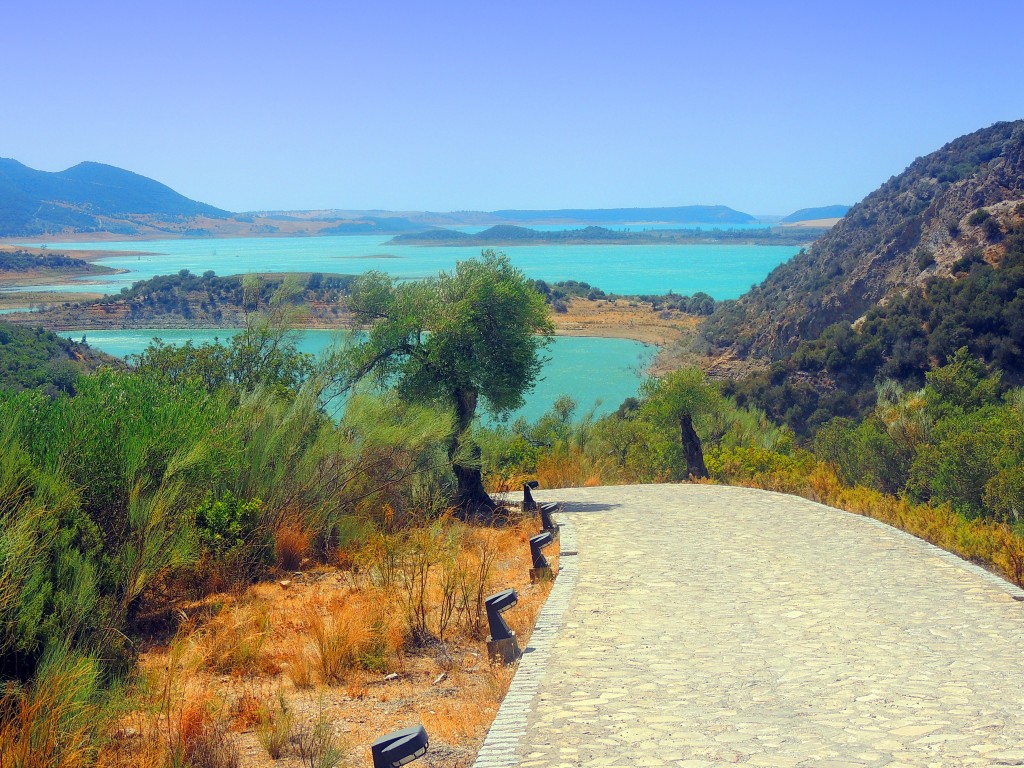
[200,602,273,676]
[302,598,372,685]
[274,523,312,571]
[0,655,100,768]
[536,446,620,489]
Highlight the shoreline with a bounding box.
[7,296,686,348]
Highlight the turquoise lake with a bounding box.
[60,329,655,423]
[21,234,799,299]
[21,232,802,423]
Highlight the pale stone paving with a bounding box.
[473,484,1024,768]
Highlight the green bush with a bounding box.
[194,492,264,560]
[968,208,992,226]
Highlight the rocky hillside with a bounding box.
[704,120,1024,359]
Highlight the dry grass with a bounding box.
[0,656,101,768]
[97,512,555,768]
[535,445,624,489]
[201,602,274,676]
[302,599,371,684]
[256,691,293,759]
[275,523,312,571]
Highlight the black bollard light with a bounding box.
[539,502,558,531]
[540,502,560,543]
[529,531,554,583]
[529,531,553,569]
[371,724,429,768]
[484,588,521,663]
[522,479,540,512]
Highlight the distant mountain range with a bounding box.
[486,205,756,225]
[0,156,838,238]
[0,159,230,237]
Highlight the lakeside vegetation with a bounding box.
[2,270,356,330]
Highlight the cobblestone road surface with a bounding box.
[473,484,1024,768]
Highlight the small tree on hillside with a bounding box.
[640,367,722,479]
[343,251,553,514]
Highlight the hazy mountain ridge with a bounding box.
[781,205,850,223]
[705,120,1024,359]
[488,205,756,224]
[0,159,230,236]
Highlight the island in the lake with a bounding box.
[388,224,829,247]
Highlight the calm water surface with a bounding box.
[61,329,654,423]
[24,234,798,299]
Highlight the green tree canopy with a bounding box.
[640,367,723,479]
[345,251,553,512]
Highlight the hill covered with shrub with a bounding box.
[0,321,113,394]
[705,120,1024,360]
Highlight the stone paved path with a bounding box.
[473,484,1024,768]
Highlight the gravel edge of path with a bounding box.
[471,512,580,768]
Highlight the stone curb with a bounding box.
[471,505,579,768]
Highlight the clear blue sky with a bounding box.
[4,1,1023,215]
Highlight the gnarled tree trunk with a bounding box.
[680,413,709,480]
[451,387,496,516]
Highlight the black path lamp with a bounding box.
[484,588,521,664]
[522,479,539,512]
[540,502,559,539]
[371,725,429,768]
[529,531,554,583]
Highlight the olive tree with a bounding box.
[640,367,722,479]
[344,251,553,513]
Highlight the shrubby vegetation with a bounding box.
[478,367,793,489]
[0,322,108,395]
[0,361,453,672]
[0,249,94,272]
[0,254,554,764]
[726,214,1024,435]
[112,269,353,324]
[811,349,1024,523]
[531,278,716,315]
